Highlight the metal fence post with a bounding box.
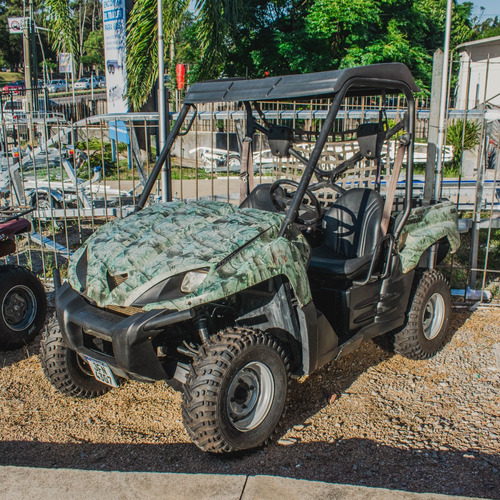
[469,56,490,289]
[424,49,443,203]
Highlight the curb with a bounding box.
[0,466,481,500]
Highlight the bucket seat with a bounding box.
[309,188,383,280]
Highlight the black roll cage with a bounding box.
[135,76,416,241]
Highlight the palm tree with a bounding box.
[126,0,242,109]
[45,0,80,71]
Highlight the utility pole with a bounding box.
[158,0,168,201]
[23,15,34,144]
[29,0,38,96]
[23,19,32,102]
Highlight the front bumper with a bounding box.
[55,282,193,384]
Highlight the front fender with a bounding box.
[398,201,460,273]
[143,230,312,311]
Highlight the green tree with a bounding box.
[126,0,243,109]
[304,0,473,91]
[45,0,80,69]
[168,12,204,88]
[81,29,104,72]
[223,0,474,92]
[44,0,103,77]
[0,0,24,71]
[471,12,500,39]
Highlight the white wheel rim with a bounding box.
[227,361,275,432]
[422,292,445,340]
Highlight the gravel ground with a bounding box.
[1,304,499,498]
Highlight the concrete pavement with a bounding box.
[0,466,482,500]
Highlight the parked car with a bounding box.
[73,77,99,90]
[94,76,106,88]
[46,79,69,93]
[2,80,25,94]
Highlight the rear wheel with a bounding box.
[0,265,47,351]
[40,314,111,398]
[182,328,290,453]
[394,270,451,360]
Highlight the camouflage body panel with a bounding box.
[398,200,460,273]
[68,200,312,310]
[144,228,312,311]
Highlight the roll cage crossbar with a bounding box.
[135,73,416,241]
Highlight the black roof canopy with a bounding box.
[183,63,420,104]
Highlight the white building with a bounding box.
[455,35,500,109]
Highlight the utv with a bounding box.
[41,63,459,453]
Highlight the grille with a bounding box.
[105,304,143,316]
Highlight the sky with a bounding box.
[462,0,500,19]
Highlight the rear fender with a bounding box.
[398,201,460,273]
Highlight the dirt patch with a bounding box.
[1,306,499,498]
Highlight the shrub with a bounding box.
[446,119,480,169]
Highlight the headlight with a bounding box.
[131,269,209,307]
[181,270,209,293]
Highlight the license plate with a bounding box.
[84,355,119,387]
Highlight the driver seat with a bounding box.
[309,188,384,279]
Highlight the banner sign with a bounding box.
[102,0,128,113]
[59,53,73,74]
[7,17,27,34]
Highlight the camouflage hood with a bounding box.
[68,200,309,309]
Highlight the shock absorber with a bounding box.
[195,316,210,344]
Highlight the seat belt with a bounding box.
[380,138,408,235]
[239,137,254,203]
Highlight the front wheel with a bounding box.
[182,328,290,453]
[0,265,47,351]
[394,270,452,360]
[40,314,111,398]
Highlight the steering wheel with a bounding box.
[270,179,321,225]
